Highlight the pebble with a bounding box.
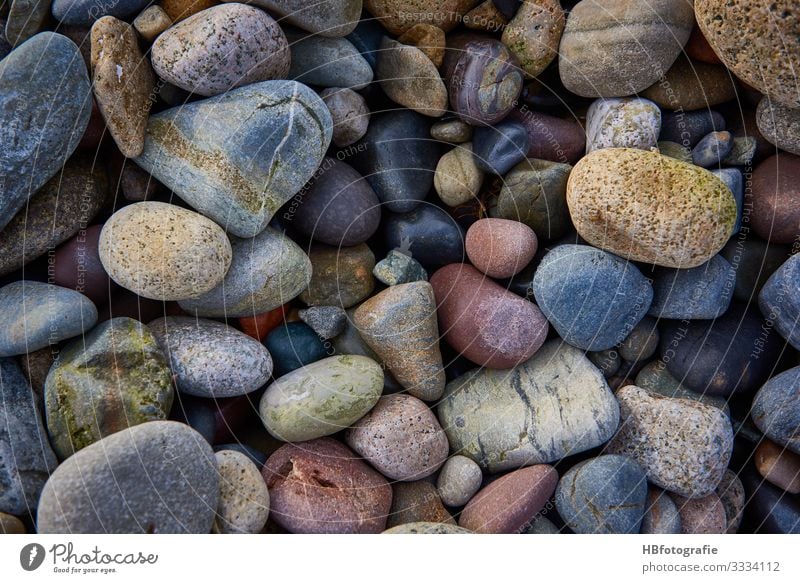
[636,364,732,416]
[585,97,661,154]
[507,110,585,164]
[263,438,391,534]
[133,5,172,42]
[0,512,25,534]
[213,450,270,534]
[432,263,549,368]
[459,465,558,533]
[659,110,726,147]
[260,355,383,442]
[383,522,472,534]
[606,385,734,498]
[589,349,621,378]
[692,131,734,168]
[159,0,215,22]
[494,158,571,239]
[179,227,311,318]
[741,470,800,533]
[648,254,736,320]
[373,250,429,286]
[657,141,692,163]
[38,421,218,533]
[52,0,150,25]
[437,455,483,507]
[721,136,756,166]
[567,148,737,268]
[641,489,681,534]
[90,16,154,157]
[5,0,49,47]
[0,32,91,232]
[696,0,800,108]
[320,87,370,147]
[149,316,272,398]
[439,340,620,472]
[465,218,537,278]
[722,237,790,303]
[716,469,745,533]
[750,154,800,244]
[751,366,800,455]
[532,244,652,351]
[556,455,648,534]
[214,444,267,470]
[135,80,332,238]
[299,306,347,339]
[756,98,800,155]
[364,0,471,35]
[263,322,328,377]
[354,282,445,401]
[558,0,693,97]
[383,205,465,271]
[759,254,800,350]
[300,244,376,308]
[345,394,449,481]
[387,481,455,527]
[712,168,744,232]
[641,56,737,111]
[397,23,445,67]
[618,317,659,363]
[44,317,174,459]
[472,120,530,175]
[99,202,232,301]
[755,439,800,494]
[464,1,508,33]
[670,493,727,534]
[431,119,473,143]
[501,0,563,78]
[0,358,58,516]
[287,157,380,246]
[241,0,361,37]
[238,305,287,342]
[289,34,373,90]
[434,143,485,207]
[377,37,447,116]
[0,281,98,358]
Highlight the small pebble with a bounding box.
[465,218,537,279]
[437,455,483,507]
[472,121,530,175]
[387,481,455,528]
[434,143,484,207]
[755,439,800,494]
[213,450,270,534]
[641,489,681,534]
[298,306,347,339]
[669,493,727,534]
[692,131,734,168]
[585,97,661,153]
[132,5,172,42]
[431,119,473,143]
[320,87,370,147]
[373,250,429,286]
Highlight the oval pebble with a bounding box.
[466,218,537,279]
[437,455,483,507]
[751,366,800,455]
[213,450,270,534]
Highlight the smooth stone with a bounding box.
[507,110,585,164]
[558,0,693,97]
[759,254,800,350]
[756,98,800,155]
[742,469,800,533]
[285,157,380,246]
[351,109,439,213]
[263,438,391,534]
[532,244,652,351]
[320,87,370,147]
[149,316,272,398]
[722,136,756,166]
[0,155,106,277]
[465,218,537,279]
[373,250,428,286]
[659,110,725,147]
[555,455,648,534]
[606,385,734,498]
[37,421,218,533]
[721,237,790,303]
[52,225,114,305]
[619,317,659,363]
[52,0,150,25]
[501,0,563,77]
[345,15,386,67]
[118,159,159,202]
[364,0,472,35]
[472,121,530,175]
[459,465,558,533]
[755,439,800,494]
[263,322,328,377]
[648,255,736,320]
[289,34,372,91]
[585,97,661,154]
[589,349,621,378]
[0,358,58,515]
[397,23,445,67]
[431,119,473,143]
[354,282,445,401]
[493,158,571,239]
[437,455,483,507]
[213,444,268,469]
[0,512,26,533]
[432,263,549,368]
[636,362,730,410]
[44,317,173,459]
[90,16,154,157]
[0,32,91,232]
[133,5,172,41]
[523,515,560,534]
[658,141,692,163]
[300,244,375,308]
[383,522,472,534]
[670,493,726,534]
[641,56,737,111]
[383,205,465,271]
[641,489,681,534]
[386,481,455,527]
[696,0,800,108]
[751,366,800,455]
[213,450,270,534]
[750,154,800,244]
[18,346,54,402]
[299,306,347,339]
[346,394,448,481]
[5,0,49,47]
[463,1,508,32]
[134,80,332,238]
[712,168,744,232]
[0,281,98,358]
[716,469,745,533]
[230,0,360,37]
[179,227,311,318]
[238,305,287,342]
[99,202,232,302]
[260,355,383,442]
[439,340,620,472]
[660,304,783,396]
[377,36,447,117]
[434,143,485,207]
[692,131,734,168]
[685,23,721,64]
[567,148,737,268]
[443,35,523,126]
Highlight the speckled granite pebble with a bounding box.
[213,450,269,534]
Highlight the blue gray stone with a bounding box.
[383,205,465,271]
[472,120,529,175]
[134,80,332,238]
[659,110,725,147]
[373,250,428,286]
[52,0,150,25]
[648,254,736,320]
[0,281,98,357]
[532,244,653,351]
[752,366,800,455]
[0,32,91,231]
[264,322,328,377]
[641,489,681,534]
[298,306,347,339]
[346,16,387,68]
[288,33,373,90]
[758,253,800,350]
[712,168,743,233]
[691,131,733,167]
[555,455,648,534]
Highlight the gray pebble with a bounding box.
[299,306,347,339]
[437,455,483,507]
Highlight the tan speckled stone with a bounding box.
[434,143,484,207]
[397,23,446,67]
[463,1,507,33]
[99,202,232,301]
[365,0,478,35]
[133,6,172,42]
[376,37,448,117]
[670,493,727,534]
[501,0,564,78]
[756,97,800,156]
[213,450,269,534]
[567,148,737,268]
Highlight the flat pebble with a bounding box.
[213,450,269,534]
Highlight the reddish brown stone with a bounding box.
[386,481,455,528]
[430,263,548,368]
[159,0,217,22]
[238,304,288,341]
[755,438,800,494]
[458,465,557,533]
[0,512,26,534]
[466,218,537,278]
[670,493,727,534]
[685,25,722,65]
[750,154,800,244]
[507,109,585,164]
[53,225,114,305]
[262,438,392,534]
